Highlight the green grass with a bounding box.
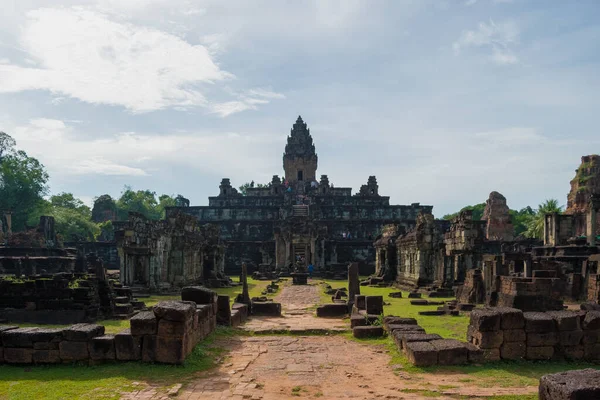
[317,279,468,339]
[0,326,236,400]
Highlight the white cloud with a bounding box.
[0,7,236,112]
[453,19,520,65]
[210,88,286,117]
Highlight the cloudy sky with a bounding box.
[1,0,599,216]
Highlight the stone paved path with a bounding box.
[241,283,347,333]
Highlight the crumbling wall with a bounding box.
[566,155,600,237]
[482,191,514,241]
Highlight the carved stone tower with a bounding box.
[283,116,318,183]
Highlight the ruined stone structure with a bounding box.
[482,191,514,241]
[566,154,600,237]
[168,116,431,275]
[114,211,223,292]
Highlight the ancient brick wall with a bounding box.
[468,308,600,362]
[0,291,219,365]
[489,275,564,311]
[65,242,120,270]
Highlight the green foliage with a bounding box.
[116,186,182,220]
[0,137,50,231]
[510,206,535,237]
[524,199,562,239]
[239,181,269,196]
[98,220,114,241]
[442,203,485,221]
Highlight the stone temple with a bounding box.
[167,116,431,276]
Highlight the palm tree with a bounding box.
[524,199,562,239]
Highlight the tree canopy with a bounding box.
[239,181,269,195]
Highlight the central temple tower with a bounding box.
[283,116,318,183]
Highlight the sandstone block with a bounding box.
[500,342,526,360]
[33,342,59,350]
[316,303,347,317]
[130,311,157,336]
[559,330,583,347]
[63,324,105,342]
[470,308,501,332]
[526,346,554,360]
[386,324,425,334]
[583,329,600,344]
[157,319,187,337]
[583,311,600,330]
[350,315,367,328]
[471,329,503,349]
[88,335,115,361]
[153,301,196,322]
[405,341,438,367]
[524,312,555,333]
[114,329,141,361]
[546,311,581,331]
[59,341,89,361]
[496,307,525,330]
[464,343,484,363]
[3,347,33,364]
[481,348,501,362]
[252,301,282,316]
[560,345,584,361]
[584,343,600,360]
[407,292,422,299]
[216,295,231,326]
[383,316,417,327]
[503,329,526,343]
[142,335,157,363]
[539,369,600,400]
[33,349,61,364]
[154,335,186,364]
[354,295,366,310]
[181,286,217,305]
[352,326,384,339]
[365,296,384,315]
[1,328,39,348]
[527,332,559,347]
[430,339,468,365]
[400,334,442,350]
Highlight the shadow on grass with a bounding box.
[0,327,241,400]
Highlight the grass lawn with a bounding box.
[0,327,237,400]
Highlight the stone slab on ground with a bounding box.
[539,368,600,400]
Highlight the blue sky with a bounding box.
[1,0,599,216]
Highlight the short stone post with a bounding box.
[241,262,252,313]
[348,262,360,311]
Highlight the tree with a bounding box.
[524,199,562,239]
[116,186,181,220]
[442,203,486,221]
[0,135,50,231]
[239,181,269,195]
[510,206,535,237]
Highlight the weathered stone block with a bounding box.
[196,304,212,319]
[388,292,402,298]
[88,335,115,361]
[352,326,384,338]
[63,324,105,342]
[481,348,501,362]
[365,296,384,315]
[583,329,600,344]
[142,335,157,363]
[560,345,584,361]
[181,286,217,305]
[3,347,33,364]
[354,295,365,310]
[547,311,581,331]
[430,339,468,365]
[496,307,524,330]
[316,303,348,317]
[471,329,503,349]
[1,328,39,348]
[465,343,484,363]
[59,341,88,361]
[539,369,600,400]
[400,334,442,350]
[252,301,281,316]
[526,346,554,360]
[383,316,417,327]
[386,324,425,334]
[154,335,186,364]
[500,342,526,360]
[524,312,555,333]
[33,349,61,364]
[216,295,231,326]
[231,303,248,321]
[0,325,18,334]
[407,292,422,299]
[559,330,583,347]
[114,329,141,361]
[405,341,438,367]
[527,332,559,347]
[470,308,501,332]
[503,329,526,343]
[130,311,157,336]
[153,301,195,322]
[29,328,64,343]
[33,341,59,350]
[583,311,600,330]
[584,343,600,360]
[157,319,187,337]
[350,315,367,328]
[410,299,429,306]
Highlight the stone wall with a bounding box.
[65,242,120,270]
[468,307,600,362]
[0,290,218,365]
[0,274,115,324]
[456,269,486,304]
[482,191,514,241]
[488,275,564,311]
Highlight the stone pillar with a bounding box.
[524,259,532,278]
[348,262,360,311]
[587,204,597,246]
[240,262,251,309]
[4,212,12,234]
